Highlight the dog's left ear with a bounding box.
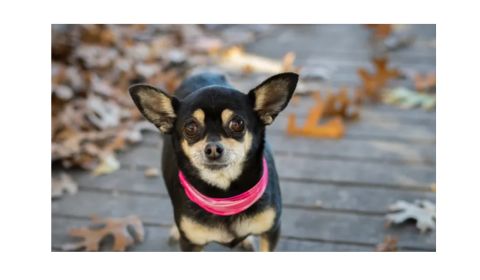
[248,72,299,125]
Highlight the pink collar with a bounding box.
[178,158,268,216]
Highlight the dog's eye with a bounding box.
[184,121,199,137]
[228,117,245,133]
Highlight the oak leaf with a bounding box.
[386,200,436,233]
[62,215,145,251]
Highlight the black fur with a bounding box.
[129,72,298,251]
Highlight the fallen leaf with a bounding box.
[382,87,436,110]
[287,92,345,139]
[144,167,160,177]
[124,120,158,143]
[53,84,74,100]
[91,74,114,96]
[85,95,121,129]
[75,45,118,69]
[135,63,160,79]
[322,88,361,121]
[384,33,415,51]
[386,200,436,233]
[282,52,296,72]
[357,57,401,102]
[93,154,120,176]
[376,235,398,252]
[220,46,294,74]
[414,72,436,92]
[52,172,78,199]
[62,215,144,251]
[366,24,392,39]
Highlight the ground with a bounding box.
[52,24,436,251]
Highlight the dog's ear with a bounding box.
[248,72,299,125]
[129,84,179,133]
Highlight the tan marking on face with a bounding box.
[192,109,205,125]
[221,109,234,126]
[232,207,276,237]
[180,216,234,245]
[221,131,252,160]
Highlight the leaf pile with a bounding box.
[61,215,145,251]
[52,24,268,172]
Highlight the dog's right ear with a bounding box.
[129,84,179,134]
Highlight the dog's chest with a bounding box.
[179,207,276,245]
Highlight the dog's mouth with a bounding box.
[203,162,229,170]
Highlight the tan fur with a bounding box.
[192,109,205,125]
[180,132,253,190]
[221,109,234,126]
[232,207,276,237]
[180,216,234,245]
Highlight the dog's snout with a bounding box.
[204,142,224,160]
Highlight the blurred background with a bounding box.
[52,24,436,252]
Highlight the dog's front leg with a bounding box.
[259,224,280,252]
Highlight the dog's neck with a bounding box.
[177,142,265,198]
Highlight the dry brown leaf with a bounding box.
[366,24,392,39]
[414,72,436,92]
[357,57,401,102]
[52,172,78,199]
[322,88,360,121]
[62,215,144,251]
[376,235,398,252]
[286,92,344,139]
[80,24,116,46]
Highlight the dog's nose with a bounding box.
[204,142,224,160]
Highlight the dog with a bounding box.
[129,72,298,251]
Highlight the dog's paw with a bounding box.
[168,224,180,244]
[240,236,257,251]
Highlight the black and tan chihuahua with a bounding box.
[129,72,298,251]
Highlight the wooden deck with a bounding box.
[51,24,436,251]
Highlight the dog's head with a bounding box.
[129,73,298,189]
